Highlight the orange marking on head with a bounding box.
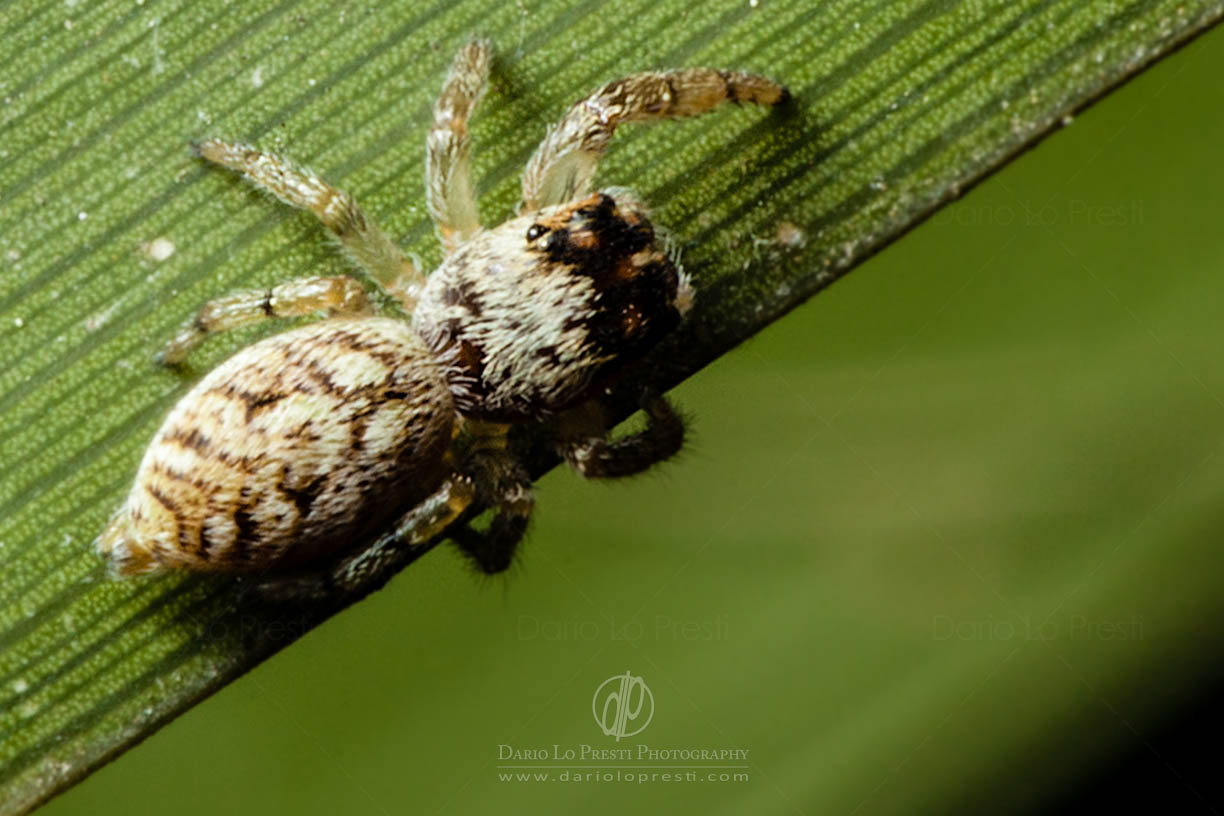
[612,255,641,283]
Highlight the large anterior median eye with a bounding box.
[526,224,547,242]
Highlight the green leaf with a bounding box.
[0,0,1219,811]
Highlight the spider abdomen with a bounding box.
[98,318,454,575]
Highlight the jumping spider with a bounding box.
[96,40,788,600]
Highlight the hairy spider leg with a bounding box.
[192,139,425,308]
[521,66,788,211]
[157,275,373,365]
[426,39,491,255]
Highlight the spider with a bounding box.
[95,40,788,600]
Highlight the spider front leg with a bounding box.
[557,392,686,479]
[521,67,789,211]
[425,39,490,255]
[156,274,373,365]
[193,139,425,307]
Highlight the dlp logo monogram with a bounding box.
[592,671,654,741]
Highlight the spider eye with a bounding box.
[526,224,547,242]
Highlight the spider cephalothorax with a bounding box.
[415,189,692,422]
[95,40,786,599]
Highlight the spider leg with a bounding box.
[253,472,478,602]
[254,420,534,600]
[193,139,425,308]
[426,39,491,255]
[521,67,789,212]
[424,419,534,575]
[557,391,686,479]
[156,275,373,365]
[448,444,535,575]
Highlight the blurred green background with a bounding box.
[32,15,1224,816]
